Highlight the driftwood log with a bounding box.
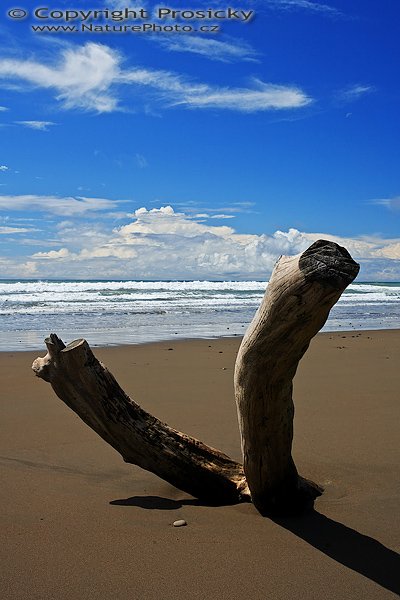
[32,335,249,505]
[234,240,359,514]
[32,240,359,515]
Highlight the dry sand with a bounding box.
[1,330,399,599]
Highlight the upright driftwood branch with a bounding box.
[32,335,249,504]
[32,240,359,515]
[234,240,360,514]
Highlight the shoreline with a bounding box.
[2,326,400,354]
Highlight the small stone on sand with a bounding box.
[173,519,187,527]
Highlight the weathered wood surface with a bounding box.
[32,335,250,504]
[32,239,359,515]
[234,240,360,514]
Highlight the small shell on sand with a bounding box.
[173,519,187,527]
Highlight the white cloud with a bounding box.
[0,165,9,171]
[15,120,55,131]
[297,231,400,260]
[0,44,120,112]
[135,153,148,168]
[194,213,235,220]
[120,68,311,111]
[374,242,400,260]
[119,205,236,239]
[339,84,374,102]
[5,205,396,280]
[0,106,8,111]
[266,0,341,15]
[0,42,312,113]
[0,226,31,234]
[0,194,119,216]
[153,35,260,63]
[176,79,311,111]
[370,196,400,211]
[32,248,71,259]
[107,0,148,8]
[208,202,256,213]
[0,258,38,277]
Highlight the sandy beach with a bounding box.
[1,330,399,599]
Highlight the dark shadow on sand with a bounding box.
[274,509,400,595]
[110,495,208,510]
[111,496,399,594]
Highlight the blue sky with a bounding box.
[0,0,399,280]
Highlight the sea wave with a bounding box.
[0,279,399,350]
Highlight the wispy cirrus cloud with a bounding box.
[135,153,148,168]
[169,200,256,215]
[0,225,31,234]
[15,120,56,131]
[194,213,236,220]
[182,0,341,16]
[153,35,260,63]
[106,0,148,9]
[338,84,374,102]
[0,194,119,216]
[265,0,342,16]
[370,196,400,211]
[176,78,311,111]
[0,42,312,114]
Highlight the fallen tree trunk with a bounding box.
[32,240,359,515]
[32,335,249,504]
[234,240,359,514]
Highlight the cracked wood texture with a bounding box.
[234,240,360,515]
[32,240,358,515]
[32,335,249,505]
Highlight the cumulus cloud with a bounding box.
[32,247,71,259]
[0,194,119,216]
[0,257,38,277]
[15,120,56,131]
[298,231,400,261]
[6,205,397,280]
[0,165,9,171]
[0,44,120,112]
[0,42,312,113]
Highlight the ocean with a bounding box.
[0,279,399,351]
